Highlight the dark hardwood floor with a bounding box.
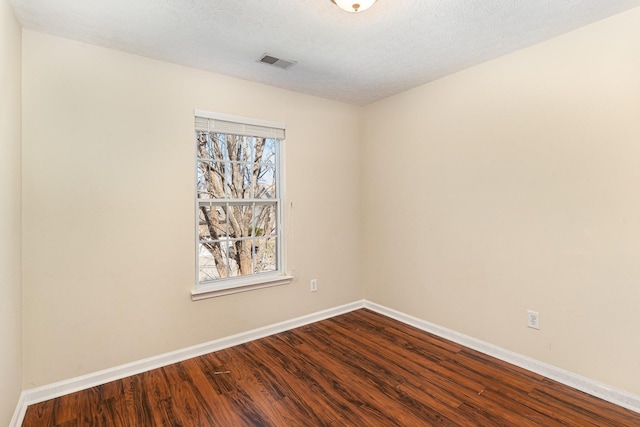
[22,309,640,426]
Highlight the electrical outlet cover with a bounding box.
[527,310,540,330]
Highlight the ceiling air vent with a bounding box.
[258,54,297,70]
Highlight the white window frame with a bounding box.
[192,109,292,300]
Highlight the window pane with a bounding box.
[252,203,277,237]
[215,133,230,161]
[224,238,238,277]
[197,162,208,199]
[232,239,254,276]
[254,162,276,199]
[222,139,251,200]
[198,205,227,241]
[242,162,253,199]
[258,138,276,164]
[199,242,221,281]
[254,237,277,274]
[197,161,222,199]
[226,204,252,238]
[223,134,249,163]
[197,132,223,161]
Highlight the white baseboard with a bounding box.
[9,392,27,427]
[364,300,640,414]
[12,298,639,426]
[12,300,365,426]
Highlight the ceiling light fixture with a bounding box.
[331,0,377,13]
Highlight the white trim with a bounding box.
[364,301,640,414]
[194,109,286,130]
[18,300,365,409]
[275,136,287,287]
[9,392,27,427]
[191,275,294,300]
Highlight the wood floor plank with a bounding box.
[121,375,153,426]
[195,350,279,426]
[162,367,215,426]
[22,309,640,426]
[51,391,78,426]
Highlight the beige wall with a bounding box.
[21,30,363,388]
[363,8,640,395]
[0,0,22,423]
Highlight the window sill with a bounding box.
[191,275,294,301]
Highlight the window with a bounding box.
[193,111,291,299]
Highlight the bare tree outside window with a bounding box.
[196,123,282,285]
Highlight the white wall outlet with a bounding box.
[310,279,318,292]
[527,310,540,329]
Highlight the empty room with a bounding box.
[2,0,640,425]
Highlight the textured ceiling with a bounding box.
[10,0,640,105]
